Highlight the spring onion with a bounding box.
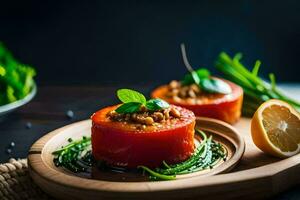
[215,52,300,116]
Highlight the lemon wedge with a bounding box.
[251,99,300,158]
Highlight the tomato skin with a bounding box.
[91,105,195,168]
[151,78,243,124]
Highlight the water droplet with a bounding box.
[6,148,12,154]
[25,122,32,129]
[10,142,15,148]
[66,110,74,119]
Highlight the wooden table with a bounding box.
[0,84,299,199]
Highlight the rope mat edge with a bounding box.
[0,158,51,200]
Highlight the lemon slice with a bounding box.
[251,99,300,158]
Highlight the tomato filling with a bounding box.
[151,78,243,124]
[91,105,196,168]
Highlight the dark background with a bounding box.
[0,2,300,198]
[0,0,299,85]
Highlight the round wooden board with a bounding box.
[28,117,244,199]
[28,118,300,199]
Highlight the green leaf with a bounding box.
[182,68,210,85]
[117,89,146,104]
[0,66,5,76]
[191,71,200,85]
[146,99,170,111]
[6,86,17,103]
[115,102,142,113]
[200,78,232,94]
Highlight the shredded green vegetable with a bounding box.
[215,52,300,116]
[52,136,92,173]
[52,130,226,181]
[139,130,226,180]
[0,42,36,106]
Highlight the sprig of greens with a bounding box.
[215,52,300,116]
[52,136,92,173]
[139,130,226,180]
[0,42,36,106]
[115,89,170,114]
[180,44,232,94]
[137,166,176,180]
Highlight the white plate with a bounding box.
[0,82,37,116]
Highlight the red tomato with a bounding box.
[91,105,195,168]
[151,78,243,124]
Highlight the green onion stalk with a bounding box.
[215,52,300,116]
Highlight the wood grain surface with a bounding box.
[28,117,246,200]
[28,117,300,199]
[1,85,299,199]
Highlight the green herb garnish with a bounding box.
[117,88,146,104]
[115,88,170,114]
[139,130,226,180]
[200,78,232,94]
[215,52,300,116]
[181,68,210,85]
[0,42,36,106]
[145,98,170,111]
[115,102,142,113]
[137,166,176,180]
[52,136,92,173]
[180,43,231,95]
[52,130,226,181]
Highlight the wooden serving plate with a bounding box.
[28,117,243,199]
[28,117,300,199]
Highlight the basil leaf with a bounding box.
[115,102,142,113]
[196,68,211,78]
[191,71,200,85]
[117,89,146,104]
[200,78,232,94]
[182,68,210,85]
[146,99,170,111]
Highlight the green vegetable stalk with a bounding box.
[215,52,300,116]
[0,42,36,106]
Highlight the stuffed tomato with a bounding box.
[152,78,243,124]
[91,104,195,168]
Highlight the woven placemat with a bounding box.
[0,158,51,200]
